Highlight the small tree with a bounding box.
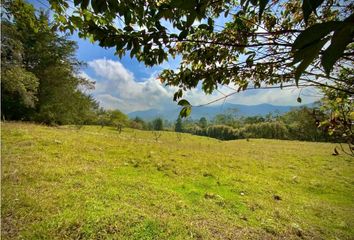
[152,118,163,131]
[131,117,147,130]
[198,117,208,129]
[317,70,354,156]
[109,110,128,126]
[175,117,183,132]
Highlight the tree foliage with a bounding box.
[175,116,183,132]
[96,109,129,127]
[1,0,98,125]
[1,67,39,119]
[198,117,208,129]
[130,116,148,130]
[152,118,164,131]
[316,68,354,155]
[180,106,336,142]
[50,0,354,117]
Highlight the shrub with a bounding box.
[206,125,237,140]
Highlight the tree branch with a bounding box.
[173,38,292,48]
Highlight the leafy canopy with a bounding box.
[50,0,354,117]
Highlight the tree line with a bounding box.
[120,104,346,144]
[172,106,344,143]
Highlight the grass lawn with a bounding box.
[1,122,353,239]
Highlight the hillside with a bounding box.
[1,122,353,239]
[128,103,310,121]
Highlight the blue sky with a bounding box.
[29,0,320,113]
[71,34,171,81]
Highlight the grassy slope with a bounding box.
[1,122,353,239]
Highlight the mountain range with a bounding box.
[128,103,311,121]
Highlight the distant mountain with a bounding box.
[128,103,311,121]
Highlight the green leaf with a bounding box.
[124,11,132,25]
[91,0,107,13]
[127,39,133,50]
[250,0,258,5]
[137,6,144,19]
[294,38,328,83]
[246,54,254,66]
[302,0,312,24]
[70,16,82,28]
[198,24,209,29]
[294,60,311,85]
[130,44,139,58]
[171,0,195,10]
[107,0,119,11]
[179,106,191,118]
[178,30,188,40]
[143,44,151,54]
[258,0,270,22]
[241,0,248,6]
[178,99,191,106]
[186,12,196,27]
[158,50,165,64]
[124,25,134,32]
[88,35,95,43]
[224,9,230,18]
[322,23,354,75]
[173,89,183,101]
[207,17,213,28]
[74,0,82,6]
[292,37,329,64]
[302,0,324,23]
[115,39,125,51]
[81,0,89,9]
[159,9,173,19]
[312,0,325,13]
[292,21,341,51]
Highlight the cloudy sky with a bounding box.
[31,0,322,114]
[80,57,320,113]
[76,43,321,113]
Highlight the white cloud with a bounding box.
[224,86,320,106]
[84,59,176,112]
[82,59,320,113]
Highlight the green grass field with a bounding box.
[1,122,353,239]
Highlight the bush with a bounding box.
[183,124,204,135]
[206,125,237,140]
[175,117,183,132]
[242,121,289,139]
[152,118,163,131]
[183,122,289,141]
[130,117,147,130]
